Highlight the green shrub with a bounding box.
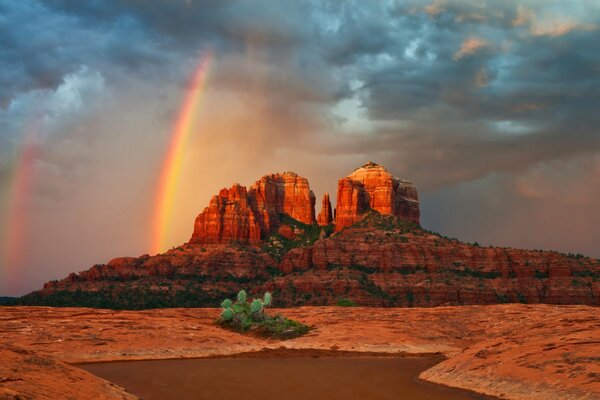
[217,290,309,339]
[535,270,549,279]
[250,298,263,313]
[336,297,356,307]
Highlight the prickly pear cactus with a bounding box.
[221,308,234,321]
[250,299,264,313]
[220,298,232,309]
[263,292,272,306]
[237,290,247,305]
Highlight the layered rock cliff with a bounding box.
[23,163,600,309]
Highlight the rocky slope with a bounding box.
[19,162,599,308]
[1,305,598,400]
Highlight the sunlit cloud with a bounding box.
[513,5,598,37]
[452,37,488,60]
[512,5,535,27]
[424,0,446,16]
[530,20,597,37]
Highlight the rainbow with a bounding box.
[1,130,39,291]
[151,52,213,254]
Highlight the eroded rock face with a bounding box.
[317,193,333,226]
[335,162,420,231]
[248,172,316,232]
[189,184,261,244]
[189,172,315,244]
[335,178,369,231]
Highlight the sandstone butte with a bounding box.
[1,305,599,400]
[21,161,598,309]
[335,161,420,230]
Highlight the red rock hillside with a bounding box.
[22,163,600,309]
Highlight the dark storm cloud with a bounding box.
[2,0,599,188]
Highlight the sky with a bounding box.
[1,0,599,296]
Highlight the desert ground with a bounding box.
[1,304,599,400]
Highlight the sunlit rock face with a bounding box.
[189,172,316,244]
[335,162,420,231]
[248,172,316,233]
[189,184,262,244]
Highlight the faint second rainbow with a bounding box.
[1,130,39,291]
[151,52,213,254]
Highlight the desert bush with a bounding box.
[217,290,309,339]
[336,297,357,307]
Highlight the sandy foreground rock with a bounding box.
[0,304,599,400]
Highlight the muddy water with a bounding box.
[81,355,489,400]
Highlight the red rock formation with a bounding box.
[248,172,316,232]
[317,193,333,226]
[335,162,420,231]
[189,172,316,244]
[189,184,261,244]
[335,178,369,231]
[395,180,420,224]
[277,224,297,240]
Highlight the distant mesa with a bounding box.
[189,163,420,243]
[22,162,599,309]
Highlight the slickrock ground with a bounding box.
[0,343,135,400]
[1,305,599,400]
